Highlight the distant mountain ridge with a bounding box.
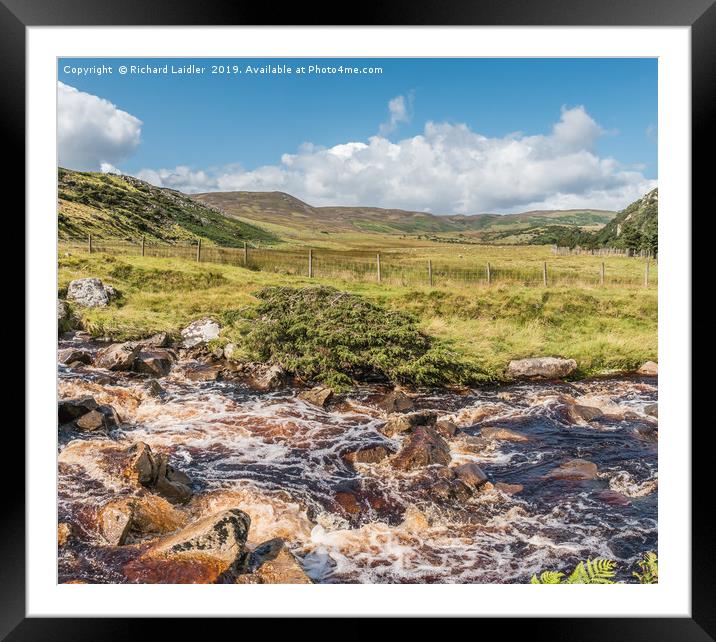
[194,190,616,241]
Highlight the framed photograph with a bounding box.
[12,0,708,635]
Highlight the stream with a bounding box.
[57,338,657,584]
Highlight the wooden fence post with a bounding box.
[195,239,201,262]
[542,261,548,287]
[308,249,313,278]
[243,242,248,265]
[88,233,93,254]
[644,258,650,287]
[486,262,491,285]
[428,260,433,287]
[600,262,605,286]
[141,236,145,257]
[376,252,381,283]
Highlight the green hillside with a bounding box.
[594,188,658,254]
[57,168,278,247]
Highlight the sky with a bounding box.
[57,57,657,214]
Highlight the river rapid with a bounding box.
[58,338,657,584]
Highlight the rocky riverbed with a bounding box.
[57,331,657,584]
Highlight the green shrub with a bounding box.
[237,285,473,390]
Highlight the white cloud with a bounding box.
[137,105,656,214]
[58,82,142,171]
[379,94,412,135]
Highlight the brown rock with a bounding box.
[94,342,141,371]
[74,405,120,432]
[452,463,489,490]
[58,522,73,547]
[237,548,312,584]
[480,426,530,442]
[380,410,438,437]
[565,403,603,423]
[435,419,459,439]
[544,458,599,481]
[506,357,577,379]
[252,364,286,391]
[133,348,175,377]
[643,403,658,418]
[495,482,523,495]
[376,389,414,414]
[58,396,97,423]
[596,490,631,506]
[143,380,166,397]
[100,501,135,545]
[99,496,187,545]
[181,363,222,382]
[637,361,658,376]
[123,442,192,504]
[342,444,393,466]
[392,426,451,470]
[298,386,334,408]
[58,348,93,365]
[334,491,363,515]
[140,332,172,348]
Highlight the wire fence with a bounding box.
[59,236,658,289]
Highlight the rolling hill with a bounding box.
[194,190,616,243]
[594,188,658,253]
[57,168,278,247]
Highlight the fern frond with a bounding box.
[564,558,616,584]
[633,552,658,584]
[531,570,564,584]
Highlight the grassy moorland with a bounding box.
[58,249,657,385]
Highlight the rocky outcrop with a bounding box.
[126,509,251,583]
[506,357,577,380]
[342,444,393,466]
[181,318,221,348]
[544,458,598,481]
[99,495,187,545]
[637,361,658,376]
[133,348,175,378]
[298,386,334,408]
[124,442,193,504]
[139,332,172,348]
[94,342,141,371]
[66,278,119,308]
[392,426,451,470]
[480,426,530,442]
[422,464,490,503]
[376,389,414,414]
[58,396,120,432]
[380,410,438,438]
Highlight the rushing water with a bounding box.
[58,338,657,584]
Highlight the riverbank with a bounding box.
[58,252,657,384]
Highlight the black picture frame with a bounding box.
[7,0,707,637]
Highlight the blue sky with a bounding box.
[58,58,657,214]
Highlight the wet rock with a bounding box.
[124,442,193,504]
[573,394,627,419]
[334,490,363,515]
[637,361,658,376]
[544,458,599,481]
[376,389,414,414]
[495,482,523,495]
[58,348,92,365]
[67,277,118,308]
[342,444,393,466]
[400,505,430,532]
[435,419,459,439]
[221,342,237,360]
[181,317,221,348]
[596,490,631,507]
[237,548,312,584]
[130,508,251,583]
[380,410,438,438]
[480,426,530,442]
[58,396,98,423]
[94,342,141,371]
[252,364,286,391]
[506,357,577,380]
[392,426,451,470]
[452,463,489,490]
[180,363,222,382]
[298,385,334,408]
[644,403,658,418]
[139,332,172,348]
[133,348,175,378]
[99,496,187,545]
[74,405,120,432]
[143,379,166,398]
[565,403,603,423]
[245,537,284,573]
[58,522,73,547]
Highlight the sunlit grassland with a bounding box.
[58,249,657,383]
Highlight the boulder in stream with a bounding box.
[506,357,577,380]
[58,396,120,432]
[435,418,459,439]
[380,410,438,438]
[94,342,141,371]
[544,458,599,481]
[251,364,286,391]
[99,495,187,545]
[342,444,393,466]
[58,347,93,366]
[124,442,193,504]
[480,426,530,442]
[392,426,451,470]
[376,389,415,414]
[298,385,334,408]
[637,361,658,376]
[643,403,658,418]
[133,348,175,378]
[237,546,312,584]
